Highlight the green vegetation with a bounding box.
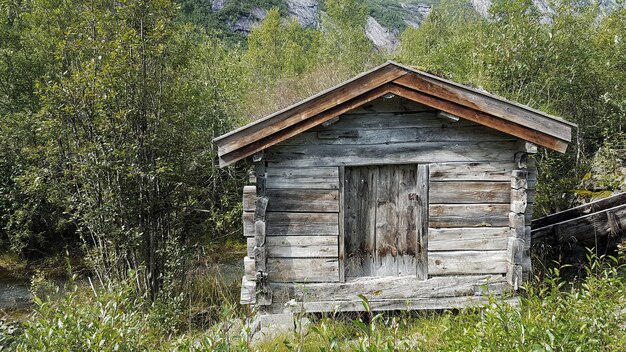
[2,254,625,350]
[1,0,626,349]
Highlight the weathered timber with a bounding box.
[240,276,256,305]
[416,164,429,280]
[343,95,433,114]
[429,204,511,228]
[387,84,569,153]
[532,203,626,245]
[244,256,255,281]
[267,258,339,282]
[309,112,463,130]
[430,181,511,204]
[266,167,339,189]
[429,162,521,181]
[344,166,377,278]
[272,275,508,302]
[219,83,396,166]
[392,73,572,142]
[244,212,339,237]
[266,236,338,258]
[216,65,407,156]
[246,189,339,213]
[338,166,346,282]
[247,238,255,257]
[532,193,626,229]
[265,141,518,168]
[428,251,508,275]
[428,227,510,251]
[284,125,514,146]
[289,296,518,313]
[264,189,339,212]
[280,296,519,313]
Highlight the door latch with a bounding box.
[408,193,418,201]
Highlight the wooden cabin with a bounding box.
[214,61,575,315]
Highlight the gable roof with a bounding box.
[214,61,576,167]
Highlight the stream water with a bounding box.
[0,279,31,312]
[0,260,243,313]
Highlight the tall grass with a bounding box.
[2,254,625,351]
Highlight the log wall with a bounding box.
[240,96,536,308]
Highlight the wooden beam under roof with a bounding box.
[214,61,576,167]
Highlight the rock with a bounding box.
[400,2,432,28]
[287,0,320,27]
[365,16,399,52]
[212,0,225,12]
[230,7,268,34]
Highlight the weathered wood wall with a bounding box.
[240,96,536,310]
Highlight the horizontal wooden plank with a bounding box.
[429,162,519,181]
[265,189,339,212]
[271,274,508,302]
[429,251,508,275]
[286,296,518,313]
[532,203,626,245]
[266,141,517,168]
[430,181,511,204]
[267,236,338,258]
[267,258,339,282]
[429,204,511,228]
[266,167,339,189]
[343,96,433,114]
[244,212,339,237]
[286,126,513,146]
[311,112,451,130]
[532,193,626,229]
[428,227,511,251]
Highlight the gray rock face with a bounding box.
[212,0,225,12]
[401,2,432,28]
[287,0,320,27]
[230,7,268,34]
[365,16,399,51]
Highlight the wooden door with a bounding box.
[344,164,423,278]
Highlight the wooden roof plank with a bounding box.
[393,73,572,142]
[387,84,569,153]
[219,84,394,167]
[214,61,576,167]
[217,65,407,156]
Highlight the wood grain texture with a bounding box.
[532,193,626,229]
[267,258,339,282]
[387,84,569,153]
[430,181,511,204]
[429,251,508,275]
[244,212,339,237]
[429,162,520,181]
[393,73,572,142]
[265,141,518,167]
[264,189,339,212]
[532,203,626,245]
[416,164,429,280]
[343,95,433,114]
[266,236,338,258]
[271,274,507,302]
[428,227,510,251]
[429,204,511,228]
[266,167,339,189]
[285,296,518,313]
[217,65,407,155]
[240,276,256,305]
[286,125,514,146]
